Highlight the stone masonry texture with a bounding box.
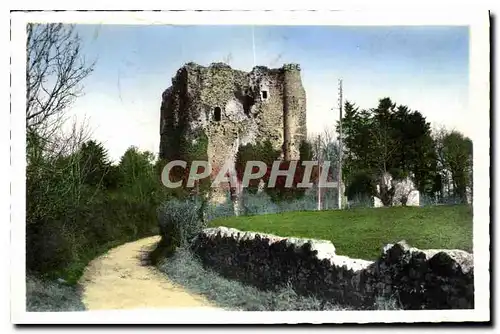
[191,227,474,310]
[159,62,307,181]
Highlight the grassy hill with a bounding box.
[208,205,473,260]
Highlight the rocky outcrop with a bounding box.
[373,173,420,207]
[191,227,474,310]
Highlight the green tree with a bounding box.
[435,129,473,203]
[117,147,159,201]
[338,102,375,182]
[299,139,313,162]
[77,140,112,188]
[338,98,437,205]
[390,105,438,195]
[119,147,155,184]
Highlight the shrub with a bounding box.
[26,190,162,283]
[346,170,376,201]
[26,276,86,312]
[158,198,207,246]
[278,194,318,212]
[26,140,168,282]
[241,191,279,215]
[151,197,207,263]
[206,194,235,221]
[347,193,374,209]
[299,139,313,162]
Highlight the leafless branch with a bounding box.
[26,23,95,136]
[369,118,399,176]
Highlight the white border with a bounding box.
[10,10,490,324]
[11,10,487,26]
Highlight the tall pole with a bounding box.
[338,79,343,210]
[317,135,322,211]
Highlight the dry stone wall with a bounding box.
[191,227,474,310]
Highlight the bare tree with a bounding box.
[308,127,341,209]
[309,127,340,165]
[26,117,94,222]
[320,127,340,167]
[52,117,93,157]
[26,24,96,220]
[26,23,95,137]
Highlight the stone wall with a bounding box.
[191,227,474,310]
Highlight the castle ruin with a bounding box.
[159,62,307,201]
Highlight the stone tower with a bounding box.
[159,62,307,199]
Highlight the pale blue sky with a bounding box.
[69,25,469,161]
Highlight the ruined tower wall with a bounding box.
[248,68,285,156]
[159,63,307,197]
[160,66,198,161]
[283,64,307,160]
[198,64,250,175]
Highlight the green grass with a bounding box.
[209,205,473,260]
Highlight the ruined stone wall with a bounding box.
[160,64,205,161]
[283,64,307,160]
[191,227,474,310]
[159,62,307,182]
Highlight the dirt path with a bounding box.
[79,236,221,310]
